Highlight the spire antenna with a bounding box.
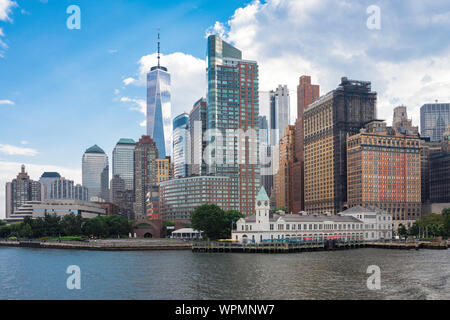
[157,28,161,68]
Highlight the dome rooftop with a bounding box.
[85,145,105,154]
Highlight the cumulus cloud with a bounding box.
[209,0,450,127]
[0,99,14,105]
[0,144,38,156]
[0,0,17,22]
[0,161,81,219]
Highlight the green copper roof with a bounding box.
[117,138,136,145]
[256,187,269,201]
[85,144,105,154]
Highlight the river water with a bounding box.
[0,247,448,300]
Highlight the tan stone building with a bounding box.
[304,77,377,214]
[275,125,295,212]
[347,120,421,229]
[156,156,173,184]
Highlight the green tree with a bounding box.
[20,224,33,239]
[191,204,229,240]
[61,213,83,236]
[224,210,244,237]
[398,225,408,238]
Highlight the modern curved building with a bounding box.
[173,113,190,178]
[82,145,109,202]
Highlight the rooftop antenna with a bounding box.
[157,27,161,68]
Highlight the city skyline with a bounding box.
[2,0,450,218]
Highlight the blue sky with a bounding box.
[1,0,450,218]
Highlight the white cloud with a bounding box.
[0,161,81,219]
[20,140,29,145]
[208,0,450,128]
[0,144,38,156]
[0,99,14,105]
[0,0,17,22]
[123,77,136,86]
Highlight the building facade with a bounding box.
[206,35,260,216]
[112,138,135,191]
[292,76,320,214]
[5,165,42,219]
[275,125,295,213]
[147,38,171,158]
[232,187,392,243]
[429,130,450,204]
[159,176,240,223]
[269,85,290,146]
[347,121,421,229]
[420,102,450,142]
[82,145,109,202]
[304,77,377,214]
[133,136,159,220]
[189,98,208,176]
[39,172,61,200]
[173,113,191,179]
[156,157,173,184]
[393,106,418,135]
[50,177,88,202]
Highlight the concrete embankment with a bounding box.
[0,240,192,251]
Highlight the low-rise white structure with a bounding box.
[7,200,106,222]
[341,206,393,240]
[232,187,393,244]
[171,228,202,239]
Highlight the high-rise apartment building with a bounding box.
[112,138,135,191]
[147,33,171,158]
[304,77,377,214]
[110,174,125,203]
[429,125,450,204]
[206,35,259,216]
[189,98,207,176]
[173,113,190,178]
[420,102,450,142]
[50,177,88,201]
[160,176,240,223]
[258,115,274,198]
[269,85,290,146]
[82,145,109,202]
[347,120,421,229]
[292,76,320,214]
[133,136,158,220]
[275,125,295,212]
[156,157,173,184]
[39,172,61,200]
[5,165,42,219]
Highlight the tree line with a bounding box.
[400,208,450,239]
[0,214,132,239]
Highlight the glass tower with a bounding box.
[269,85,290,146]
[173,113,190,178]
[420,103,450,142]
[206,35,260,216]
[147,33,171,158]
[112,138,135,191]
[82,145,109,201]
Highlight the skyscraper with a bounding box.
[420,102,450,142]
[82,145,109,202]
[393,106,418,135]
[269,85,290,146]
[5,165,42,219]
[292,75,320,214]
[206,35,260,216]
[39,172,61,200]
[134,135,158,220]
[304,77,377,214]
[189,98,207,176]
[347,121,421,229]
[147,32,171,158]
[275,125,295,212]
[112,138,135,191]
[173,113,190,178]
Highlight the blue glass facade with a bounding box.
[420,103,450,142]
[147,66,171,158]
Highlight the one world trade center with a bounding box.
[147,31,171,158]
